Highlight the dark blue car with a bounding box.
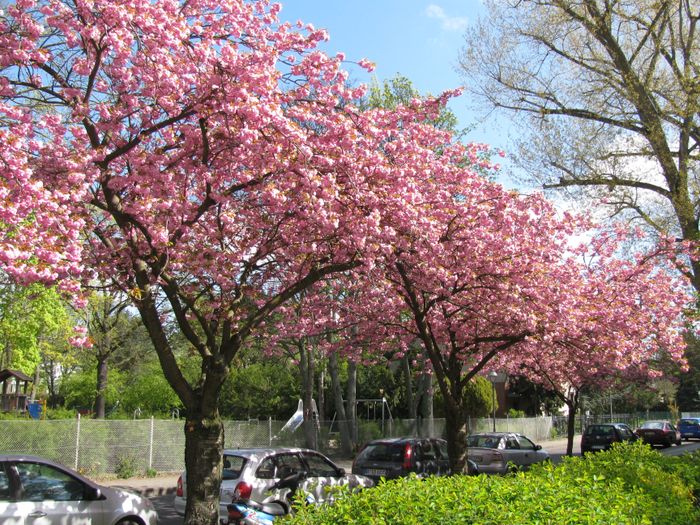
[678,418,700,440]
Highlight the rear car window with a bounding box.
[466,435,501,448]
[585,425,614,436]
[356,443,404,462]
[640,422,664,429]
[680,419,700,426]
[222,455,247,480]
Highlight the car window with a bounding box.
[585,425,613,436]
[355,443,403,462]
[640,421,664,429]
[505,437,520,450]
[617,426,633,438]
[14,462,86,501]
[302,453,340,477]
[516,436,536,450]
[222,454,246,480]
[435,440,449,460]
[270,454,305,479]
[0,465,9,501]
[466,435,500,448]
[420,441,437,460]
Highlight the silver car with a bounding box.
[466,432,550,474]
[0,454,158,524]
[174,447,373,520]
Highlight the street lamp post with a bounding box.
[488,371,498,432]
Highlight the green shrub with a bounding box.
[115,453,139,479]
[286,442,700,525]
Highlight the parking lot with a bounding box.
[144,435,700,525]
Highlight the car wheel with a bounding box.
[116,519,142,525]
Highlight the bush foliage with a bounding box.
[286,442,700,525]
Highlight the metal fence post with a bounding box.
[149,416,154,470]
[74,413,81,471]
[269,417,272,446]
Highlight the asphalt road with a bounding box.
[155,437,700,525]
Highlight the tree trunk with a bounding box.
[418,372,434,437]
[565,390,580,457]
[94,356,108,419]
[318,367,325,423]
[346,360,357,446]
[184,411,225,525]
[299,340,317,449]
[444,404,470,474]
[30,365,40,403]
[328,352,352,456]
[403,356,416,435]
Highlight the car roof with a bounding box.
[469,432,522,437]
[363,437,444,445]
[222,447,325,458]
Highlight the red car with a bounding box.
[635,420,681,447]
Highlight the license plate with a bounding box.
[365,469,387,477]
[592,445,605,450]
[471,456,482,463]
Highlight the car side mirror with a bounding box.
[336,468,345,477]
[86,486,102,500]
[535,445,542,451]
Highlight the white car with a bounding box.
[466,432,550,474]
[0,454,158,524]
[174,447,372,520]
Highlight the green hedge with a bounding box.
[286,442,700,525]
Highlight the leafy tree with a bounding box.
[119,359,183,416]
[219,360,298,420]
[59,367,125,413]
[0,282,73,391]
[76,292,152,418]
[506,376,563,416]
[459,1,700,291]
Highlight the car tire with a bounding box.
[116,519,142,525]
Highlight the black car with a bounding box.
[581,423,638,453]
[351,437,477,482]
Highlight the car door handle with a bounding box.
[29,511,47,518]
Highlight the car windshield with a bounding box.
[222,455,247,480]
[356,443,404,462]
[640,422,664,429]
[680,419,699,426]
[466,435,501,448]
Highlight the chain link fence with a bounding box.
[0,414,556,477]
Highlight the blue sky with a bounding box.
[277,1,506,151]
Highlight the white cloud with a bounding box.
[425,4,469,32]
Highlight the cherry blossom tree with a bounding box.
[0,0,499,521]
[311,172,690,473]
[502,231,690,455]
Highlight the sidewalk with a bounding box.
[98,435,580,497]
[101,473,180,498]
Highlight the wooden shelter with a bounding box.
[0,369,32,412]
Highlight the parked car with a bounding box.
[0,454,158,525]
[581,423,638,453]
[465,432,549,474]
[174,447,373,520]
[678,417,700,440]
[351,437,478,482]
[635,420,681,447]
